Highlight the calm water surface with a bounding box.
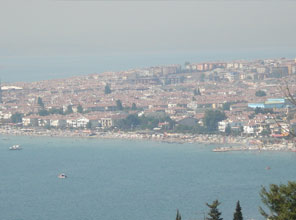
[0,135,295,220]
[2,49,295,82]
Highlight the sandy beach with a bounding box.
[1,127,295,152]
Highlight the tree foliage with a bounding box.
[117,114,141,130]
[48,108,64,115]
[117,114,175,131]
[194,88,201,96]
[222,102,231,111]
[176,209,181,220]
[233,201,243,220]
[254,107,273,115]
[203,110,226,132]
[37,97,44,108]
[255,90,267,97]
[259,181,296,220]
[77,104,83,113]
[104,84,111,94]
[206,200,223,220]
[86,121,92,129]
[225,124,231,136]
[66,105,73,114]
[131,103,137,110]
[38,109,49,116]
[11,112,23,123]
[116,100,123,111]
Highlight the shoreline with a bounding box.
[1,127,296,152]
[0,127,246,144]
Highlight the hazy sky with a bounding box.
[1,0,296,57]
[1,0,296,82]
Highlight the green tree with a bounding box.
[11,112,23,123]
[206,200,223,220]
[254,107,273,115]
[104,84,111,94]
[48,108,63,115]
[255,90,267,97]
[116,99,123,111]
[203,110,226,132]
[194,88,201,96]
[131,103,137,110]
[233,201,243,220]
[222,102,231,111]
[117,114,141,130]
[86,121,92,129]
[225,124,231,136]
[176,209,181,220]
[259,181,296,220]
[77,104,83,113]
[38,109,49,116]
[66,105,73,114]
[200,73,205,82]
[260,128,271,136]
[37,97,44,108]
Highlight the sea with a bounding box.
[1,49,295,83]
[0,135,295,220]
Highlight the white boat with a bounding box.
[58,173,67,179]
[9,145,22,150]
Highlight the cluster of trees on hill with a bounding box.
[36,97,83,116]
[117,114,175,130]
[117,109,226,133]
[255,90,267,97]
[175,181,296,220]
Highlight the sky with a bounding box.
[1,0,296,81]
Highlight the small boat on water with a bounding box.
[9,145,22,150]
[58,173,67,179]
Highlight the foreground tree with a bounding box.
[233,201,243,220]
[206,200,223,220]
[259,181,296,220]
[176,209,181,220]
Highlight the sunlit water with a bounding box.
[0,135,295,220]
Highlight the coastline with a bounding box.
[0,127,248,144]
[1,127,295,152]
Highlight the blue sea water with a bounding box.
[1,49,295,83]
[0,135,295,220]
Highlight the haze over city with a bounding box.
[1,0,296,81]
[1,1,296,220]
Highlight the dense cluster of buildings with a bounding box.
[1,57,296,138]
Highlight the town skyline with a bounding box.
[1,56,296,151]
